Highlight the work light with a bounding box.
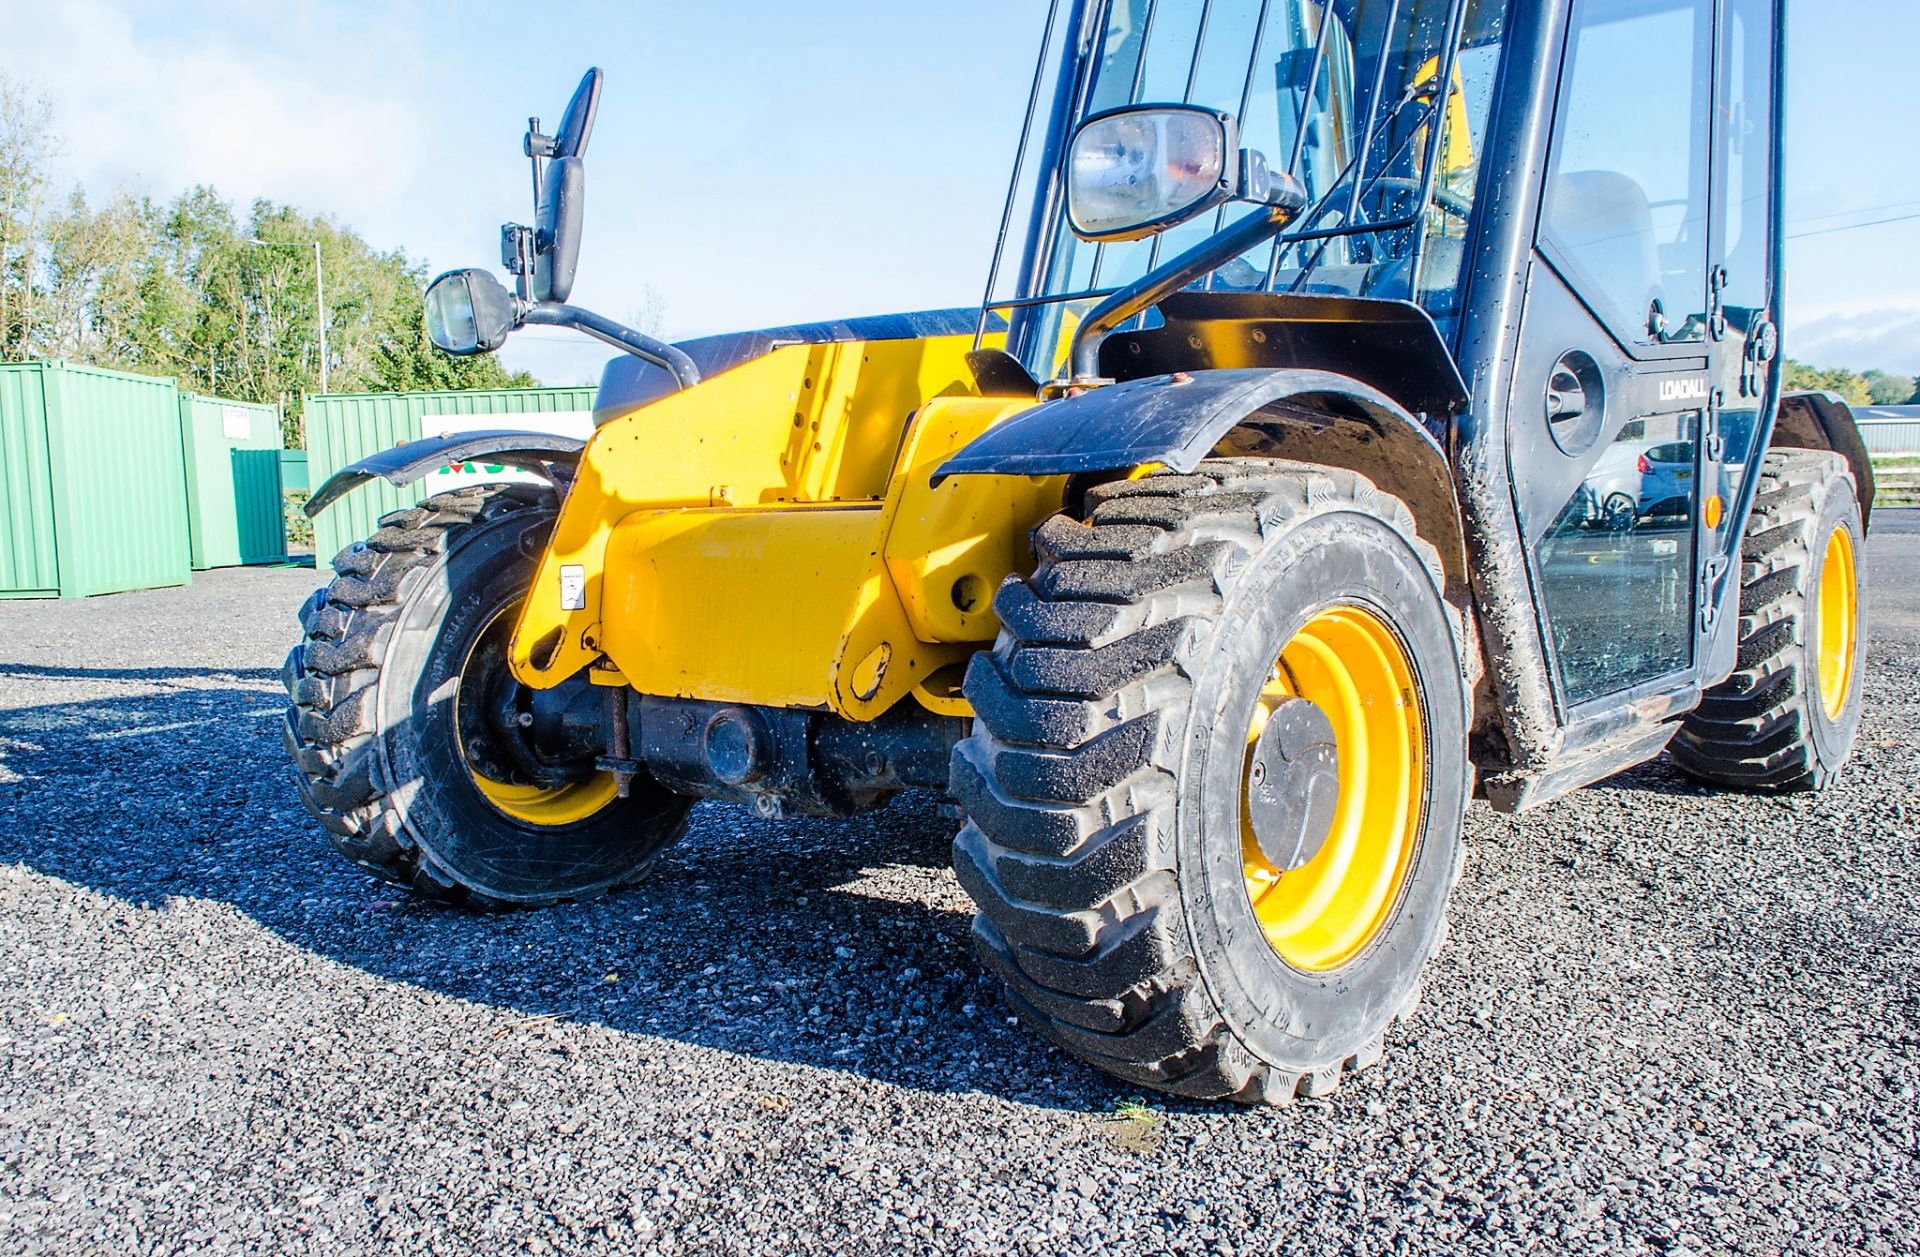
[1067,105,1235,242]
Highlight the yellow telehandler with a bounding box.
[290,0,1871,1103]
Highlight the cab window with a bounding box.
[1540,0,1712,345]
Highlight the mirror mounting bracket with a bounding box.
[1057,198,1305,389]
[517,301,702,392]
[500,223,537,302]
[523,116,554,221]
[523,117,556,159]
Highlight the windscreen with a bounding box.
[988,0,1508,378]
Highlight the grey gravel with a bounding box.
[1,513,1916,1256]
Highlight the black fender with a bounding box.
[304,430,586,517]
[1774,391,1876,531]
[935,367,1470,599]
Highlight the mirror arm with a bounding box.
[1062,197,1304,388]
[520,302,702,391]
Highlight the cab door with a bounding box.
[1698,0,1782,658]
[1505,0,1719,717]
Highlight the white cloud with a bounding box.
[0,0,437,246]
[1786,307,1920,375]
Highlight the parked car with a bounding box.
[1580,439,1697,529]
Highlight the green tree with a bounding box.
[370,273,534,392]
[37,188,164,368]
[0,75,56,358]
[1782,359,1872,406]
[0,75,546,446]
[1862,369,1917,407]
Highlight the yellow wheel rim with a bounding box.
[469,771,622,827]
[1241,606,1425,972]
[1816,526,1859,722]
[457,602,622,829]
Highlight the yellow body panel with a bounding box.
[883,397,1060,645]
[510,333,1061,720]
[601,503,899,711]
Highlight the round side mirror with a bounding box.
[424,268,517,355]
[554,68,603,160]
[534,156,586,304]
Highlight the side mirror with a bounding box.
[424,268,517,355]
[553,68,602,160]
[534,156,585,304]
[1067,104,1305,243]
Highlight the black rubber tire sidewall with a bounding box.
[377,507,689,904]
[1177,509,1467,1068]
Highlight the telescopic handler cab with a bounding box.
[290,0,1872,1104]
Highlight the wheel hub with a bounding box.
[1240,606,1426,973]
[1245,697,1340,873]
[456,602,620,828]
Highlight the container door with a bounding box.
[231,447,288,564]
[0,366,59,597]
[1504,0,1718,715]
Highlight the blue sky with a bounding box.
[3,0,1916,385]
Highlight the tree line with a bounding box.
[0,75,532,447]
[1783,360,1920,409]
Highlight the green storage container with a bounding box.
[0,360,190,599]
[178,394,287,569]
[305,386,597,561]
[279,449,310,494]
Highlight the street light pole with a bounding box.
[312,238,328,393]
[244,237,328,393]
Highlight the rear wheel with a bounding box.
[284,486,693,907]
[951,461,1470,1104]
[1672,450,1866,792]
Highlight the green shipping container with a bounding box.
[279,449,310,494]
[0,361,190,599]
[305,386,598,562]
[178,394,287,570]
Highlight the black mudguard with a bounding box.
[935,367,1466,586]
[1775,391,1877,530]
[933,369,1353,482]
[304,430,587,517]
[935,366,1456,480]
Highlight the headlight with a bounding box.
[1068,106,1234,242]
[424,268,517,355]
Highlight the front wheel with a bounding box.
[951,461,1471,1104]
[283,486,693,908]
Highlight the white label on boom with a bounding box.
[559,565,587,612]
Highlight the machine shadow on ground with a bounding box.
[0,672,1147,1108]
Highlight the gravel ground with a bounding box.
[1,513,1915,1257]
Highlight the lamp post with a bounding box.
[244,237,329,393]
